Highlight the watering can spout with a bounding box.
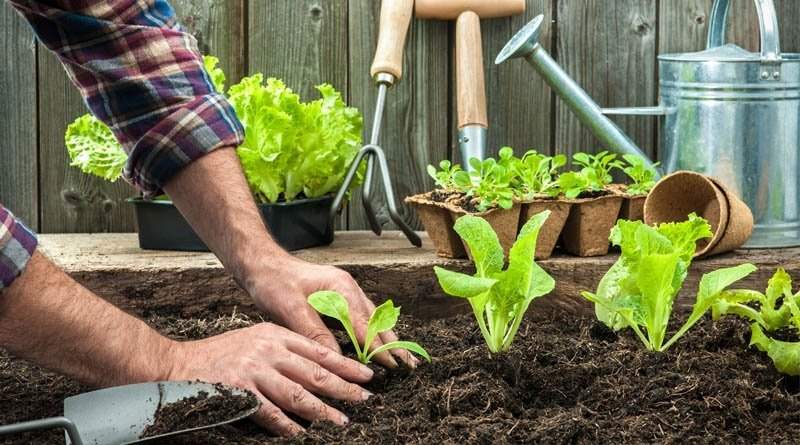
[497,15,661,176]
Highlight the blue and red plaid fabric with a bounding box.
[1,0,245,290]
[0,207,37,290]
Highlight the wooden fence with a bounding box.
[2,0,799,233]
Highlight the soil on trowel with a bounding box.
[2,310,800,444]
[140,383,258,438]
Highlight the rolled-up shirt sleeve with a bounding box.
[8,0,245,197]
[0,206,37,291]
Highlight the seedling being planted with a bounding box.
[582,215,757,352]
[434,211,556,353]
[712,268,800,375]
[307,291,430,365]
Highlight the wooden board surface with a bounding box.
[39,231,800,321]
[0,3,38,230]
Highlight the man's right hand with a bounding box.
[166,322,374,436]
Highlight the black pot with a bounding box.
[129,196,335,252]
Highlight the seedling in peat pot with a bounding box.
[581,215,757,352]
[712,269,800,375]
[559,151,623,199]
[434,211,556,353]
[463,157,516,212]
[307,291,430,365]
[514,150,566,200]
[427,160,464,191]
[622,154,659,196]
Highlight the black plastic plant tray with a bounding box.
[129,196,335,252]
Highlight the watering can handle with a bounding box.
[706,0,781,61]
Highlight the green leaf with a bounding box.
[433,267,498,299]
[203,55,227,94]
[453,215,504,276]
[750,324,800,376]
[636,253,680,351]
[364,300,400,356]
[663,263,757,351]
[367,341,431,363]
[65,114,127,181]
[307,291,361,357]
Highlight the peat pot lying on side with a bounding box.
[129,196,334,252]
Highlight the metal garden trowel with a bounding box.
[0,381,259,445]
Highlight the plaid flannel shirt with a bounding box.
[1,0,245,290]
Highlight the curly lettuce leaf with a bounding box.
[203,55,226,94]
[65,114,127,182]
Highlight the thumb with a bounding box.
[287,308,342,354]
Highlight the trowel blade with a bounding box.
[63,381,258,445]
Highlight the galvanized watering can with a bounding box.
[496,0,800,248]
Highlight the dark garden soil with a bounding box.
[1,310,799,444]
[140,383,258,438]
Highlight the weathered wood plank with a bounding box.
[171,0,247,86]
[554,0,658,161]
[473,0,554,158]
[0,4,38,229]
[347,0,450,230]
[39,232,796,321]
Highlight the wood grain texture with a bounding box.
[554,0,658,161]
[0,4,38,229]
[456,11,489,128]
[171,0,247,86]
[370,0,415,79]
[480,0,553,159]
[348,0,450,231]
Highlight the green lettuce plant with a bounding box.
[64,56,363,204]
[572,151,623,188]
[582,215,757,352]
[712,269,800,375]
[557,171,591,199]
[461,157,515,212]
[426,160,464,191]
[434,211,556,353]
[513,150,566,200]
[622,154,659,196]
[307,291,430,365]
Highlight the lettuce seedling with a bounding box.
[463,158,516,212]
[434,212,556,353]
[581,215,757,352]
[557,171,591,199]
[427,160,464,191]
[622,154,659,196]
[514,150,566,199]
[712,269,800,375]
[65,114,127,182]
[307,291,430,365]
[572,151,623,188]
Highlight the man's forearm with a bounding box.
[163,147,297,295]
[0,252,176,387]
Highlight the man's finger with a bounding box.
[250,391,303,437]
[260,373,349,426]
[285,333,374,383]
[284,306,342,354]
[380,330,420,369]
[277,352,372,402]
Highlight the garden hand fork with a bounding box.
[331,0,422,247]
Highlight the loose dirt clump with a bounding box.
[140,383,258,438]
[1,310,799,444]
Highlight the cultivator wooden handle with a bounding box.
[456,11,488,129]
[415,0,525,19]
[370,0,414,81]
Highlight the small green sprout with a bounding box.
[307,291,430,365]
[622,154,659,196]
[427,160,464,191]
[513,150,566,199]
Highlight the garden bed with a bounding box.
[2,232,800,444]
[1,311,798,444]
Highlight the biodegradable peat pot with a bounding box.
[519,198,572,260]
[609,184,647,221]
[450,204,522,257]
[561,193,624,257]
[405,193,466,259]
[129,196,334,252]
[644,171,754,258]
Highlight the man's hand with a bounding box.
[164,148,418,369]
[168,322,374,436]
[247,259,420,369]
